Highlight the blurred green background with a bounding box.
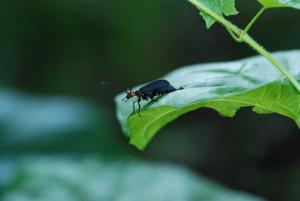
[0,0,300,201]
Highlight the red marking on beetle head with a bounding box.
[130,92,136,97]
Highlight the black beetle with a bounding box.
[123,79,183,116]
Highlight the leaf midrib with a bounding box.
[188,97,299,122]
[135,95,299,143]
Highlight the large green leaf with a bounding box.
[195,0,238,28]
[257,0,300,9]
[1,157,265,201]
[115,50,300,150]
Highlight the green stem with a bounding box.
[187,0,300,93]
[243,7,266,37]
[228,6,267,42]
[244,34,300,92]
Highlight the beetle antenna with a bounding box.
[100,81,122,88]
[125,87,132,93]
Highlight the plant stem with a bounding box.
[243,7,266,36]
[244,34,300,92]
[228,6,267,42]
[187,0,300,93]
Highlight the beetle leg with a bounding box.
[149,94,158,102]
[142,94,148,101]
[150,97,158,102]
[137,96,141,117]
[132,100,136,113]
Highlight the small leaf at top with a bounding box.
[257,0,300,9]
[195,0,239,28]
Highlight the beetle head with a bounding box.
[122,87,136,101]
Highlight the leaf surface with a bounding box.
[257,0,300,9]
[195,0,239,28]
[115,50,300,150]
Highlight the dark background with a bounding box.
[0,0,300,200]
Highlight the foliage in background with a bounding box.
[0,88,126,154]
[1,157,265,201]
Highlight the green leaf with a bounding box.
[195,0,239,28]
[2,157,266,201]
[115,50,300,150]
[257,0,300,9]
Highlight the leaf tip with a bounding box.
[129,139,147,151]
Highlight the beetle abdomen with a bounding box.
[138,79,179,101]
[139,80,171,92]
